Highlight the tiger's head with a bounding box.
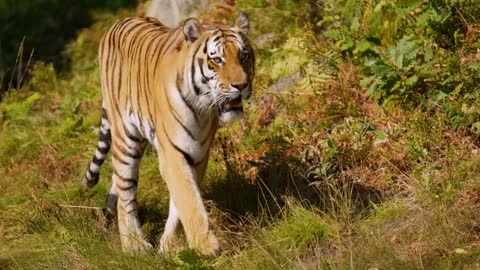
[183,13,255,125]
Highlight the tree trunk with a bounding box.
[146,0,208,27]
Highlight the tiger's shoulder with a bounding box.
[100,16,173,51]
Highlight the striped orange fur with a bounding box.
[82,13,254,255]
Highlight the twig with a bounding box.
[59,204,103,210]
[8,37,25,89]
[19,48,35,87]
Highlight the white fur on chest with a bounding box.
[167,86,214,161]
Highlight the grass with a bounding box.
[1,0,480,269]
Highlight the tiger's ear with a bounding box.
[183,18,204,44]
[233,12,249,34]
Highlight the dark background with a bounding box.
[0,0,137,74]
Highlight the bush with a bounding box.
[316,0,480,133]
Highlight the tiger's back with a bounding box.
[83,14,255,255]
[99,17,188,147]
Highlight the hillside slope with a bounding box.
[1,0,480,269]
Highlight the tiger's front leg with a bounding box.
[111,132,152,252]
[158,151,219,255]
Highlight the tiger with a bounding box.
[82,13,255,255]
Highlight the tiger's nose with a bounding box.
[232,82,248,91]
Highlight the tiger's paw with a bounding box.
[195,232,220,256]
[121,235,153,253]
[158,233,183,254]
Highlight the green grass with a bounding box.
[1,0,480,269]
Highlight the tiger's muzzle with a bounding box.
[219,95,243,114]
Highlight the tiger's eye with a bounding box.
[212,57,222,64]
[240,51,249,62]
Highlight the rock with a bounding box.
[267,71,301,92]
[255,32,276,47]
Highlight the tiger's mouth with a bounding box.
[219,96,243,114]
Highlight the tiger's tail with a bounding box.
[83,107,111,188]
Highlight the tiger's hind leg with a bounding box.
[110,125,152,252]
[105,176,118,222]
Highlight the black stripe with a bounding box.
[108,21,124,98]
[118,17,136,31]
[161,27,181,53]
[114,170,138,185]
[198,58,213,83]
[132,29,157,100]
[138,114,146,139]
[102,108,108,119]
[191,44,202,95]
[99,129,111,141]
[224,34,239,39]
[162,123,197,166]
[118,196,136,202]
[116,183,136,191]
[125,199,138,214]
[176,74,198,122]
[144,32,161,71]
[97,145,110,155]
[123,124,141,143]
[112,150,130,165]
[152,37,168,75]
[153,27,180,74]
[113,140,141,159]
[116,182,137,192]
[203,37,209,53]
[172,110,195,140]
[125,23,145,56]
[149,126,156,142]
[116,19,137,55]
[162,29,182,53]
[144,93,156,131]
[92,155,105,166]
[116,176,137,186]
[164,91,197,140]
[87,170,99,181]
[175,39,184,52]
[127,23,154,57]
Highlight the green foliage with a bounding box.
[319,0,480,132]
[270,203,331,251]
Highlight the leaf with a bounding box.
[389,35,420,68]
[341,39,355,51]
[350,17,360,31]
[370,64,392,76]
[368,78,383,95]
[355,40,375,53]
[360,75,376,87]
[452,82,464,96]
[405,75,418,87]
[471,122,480,135]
